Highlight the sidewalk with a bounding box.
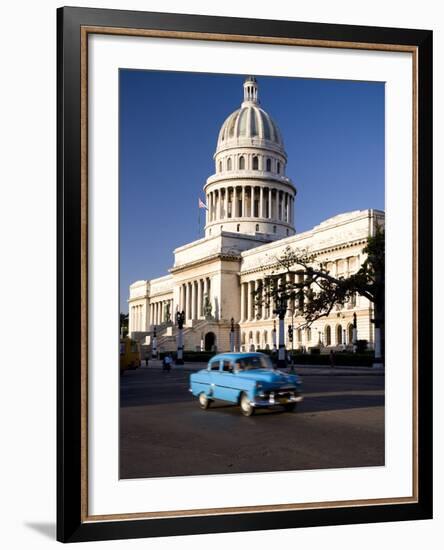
[142,360,384,376]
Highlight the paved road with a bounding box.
[120,367,385,479]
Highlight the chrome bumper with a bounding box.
[251,394,303,408]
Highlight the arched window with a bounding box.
[297,328,302,343]
[237,224,240,232]
[336,325,343,345]
[306,327,311,342]
[266,158,271,171]
[239,156,245,170]
[277,161,281,174]
[348,324,354,345]
[227,157,232,171]
[252,156,259,170]
[255,224,259,232]
[325,325,331,346]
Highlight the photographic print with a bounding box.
[57,8,432,541]
[119,70,386,480]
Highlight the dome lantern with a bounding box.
[242,76,259,106]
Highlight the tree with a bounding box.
[120,313,129,338]
[254,227,385,362]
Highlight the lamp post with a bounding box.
[152,325,157,359]
[274,294,287,368]
[352,312,358,353]
[175,310,185,365]
[287,323,294,372]
[230,317,235,352]
[272,320,277,353]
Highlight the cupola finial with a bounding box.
[243,76,259,104]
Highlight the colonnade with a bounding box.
[206,186,294,224]
[130,304,144,332]
[149,298,173,326]
[240,272,305,322]
[179,277,211,322]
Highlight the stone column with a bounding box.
[190,281,196,319]
[187,283,192,320]
[242,186,246,217]
[223,187,228,219]
[241,282,246,322]
[182,285,186,319]
[197,278,202,319]
[260,187,264,218]
[280,191,283,221]
[268,188,272,219]
[247,281,252,321]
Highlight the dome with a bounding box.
[216,77,284,152]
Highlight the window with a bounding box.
[219,161,222,172]
[336,325,343,345]
[325,325,331,346]
[237,224,240,232]
[277,161,281,174]
[255,224,259,231]
[273,225,276,233]
[227,157,232,171]
[222,360,233,372]
[208,360,220,371]
[306,327,311,341]
[266,158,271,171]
[234,355,272,371]
[286,229,289,236]
[252,156,259,170]
[239,156,245,169]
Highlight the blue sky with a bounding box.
[119,70,385,313]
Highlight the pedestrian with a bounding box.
[163,353,172,372]
[329,349,335,368]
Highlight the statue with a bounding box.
[164,302,171,323]
[203,294,213,319]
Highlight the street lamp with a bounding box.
[352,312,358,353]
[272,320,277,353]
[273,294,287,368]
[287,322,294,372]
[175,310,185,364]
[230,317,235,352]
[152,325,158,359]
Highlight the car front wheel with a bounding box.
[240,393,254,417]
[198,392,211,410]
[284,402,297,412]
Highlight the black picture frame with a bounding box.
[57,6,433,543]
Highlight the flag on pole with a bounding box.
[198,197,208,210]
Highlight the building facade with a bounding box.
[128,77,384,354]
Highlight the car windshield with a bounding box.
[235,355,273,371]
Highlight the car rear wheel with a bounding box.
[284,403,297,412]
[198,392,211,410]
[240,393,254,417]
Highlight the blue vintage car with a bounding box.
[189,352,303,416]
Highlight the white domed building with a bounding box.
[128,77,384,355]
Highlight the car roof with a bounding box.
[209,352,265,362]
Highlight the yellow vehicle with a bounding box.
[120,337,141,375]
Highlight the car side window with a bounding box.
[208,361,220,371]
[222,360,232,372]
